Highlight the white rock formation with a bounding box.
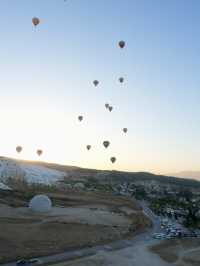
[0,157,25,183]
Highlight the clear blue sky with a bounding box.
[0,0,200,174]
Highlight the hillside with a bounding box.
[22,159,200,190]
[0,157,66,189]
[1,156,200,191]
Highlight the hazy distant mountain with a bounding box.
[169,171,200,180]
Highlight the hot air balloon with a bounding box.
[119,77,124,83]
[86,145,91,150]
[110,157,116,163]
[118,40,125,49]
[108,106,113,112]
[16,146,22,153]
[103,141,110,148]
[32,17,40,27]
[123,128,128,133]
[78,116,83,122]
[37,149,43,156]
[93,80,99,87]
[105,103,109,109]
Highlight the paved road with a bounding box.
[140,200,162,233]
[1,200,160,266]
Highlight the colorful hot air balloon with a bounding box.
[105,103,109,109]
[119,77,124,83]
[123,128,128,133]
[86,145,91,150]
[32,17,40,27]
[108,106,113,112]
[103,141,110,148]
[78,116,83,122]
[93,80,99,87]
[37,149,43,156]
[118,40,125,49]
[16,146,22,153]
[110,157,116,163]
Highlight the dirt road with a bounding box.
[1,201,167,266]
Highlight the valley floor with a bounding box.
[0,190,150,264]
[50,235,200,266]
[50,234,170,266]
[150,238,200,266]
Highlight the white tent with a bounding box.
[29,194,52,213]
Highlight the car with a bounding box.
[153,233,166,239]
[16,260,29,266]
[153,233,160,239]
[29,258,42,265]
[168,235,174,238]
[16,258,42,266]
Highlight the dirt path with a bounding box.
[52,201,171,266]
[175,246,200,266]
[150,238,200,266]
[47,234,171,266]
[0,200,167,266]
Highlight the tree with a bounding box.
[184,205,199,228]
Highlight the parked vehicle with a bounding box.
[16,260,29,266]
[29,258,42,265]
[153,233,166,239]
[16,258,42,266]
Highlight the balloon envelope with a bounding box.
[32,17,40,27]
[118,40,125,49]
[37,149,43,156]
[109,106,113,112]
[93,80,99,86]
[103,141,110,148]
[119,77,124,83]
[110,157,116,163]
[105,103,109,109]
[123,128,128,133]
[78,116,83,122]
[16,146,22,153]
[86,145,91,150]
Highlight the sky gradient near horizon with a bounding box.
[0,0,200,174]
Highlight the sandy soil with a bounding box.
[51,240,171,266]
[0,189,141,210]
[0,205,131,227]
[0,190,150,263]
[150,239,200,266]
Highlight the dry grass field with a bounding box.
[0,189,151,263]
[150,238,200,266]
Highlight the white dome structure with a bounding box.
[29,195,52,213]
